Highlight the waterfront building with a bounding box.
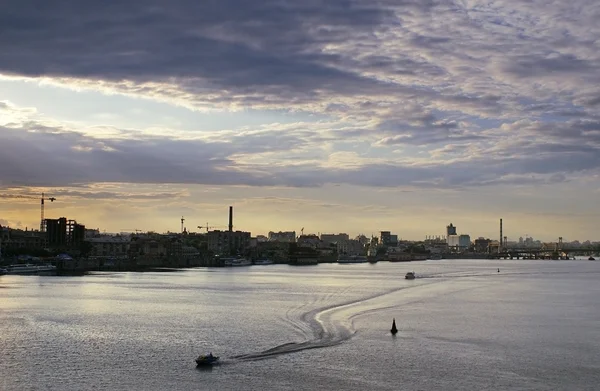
[297,234,320,249]
[459,235,471,249]
[447,235,460,248]
[380,231,398,247]
[337,239,365,256]
[206,230,251,255]
[0,227,44,251]
[86,234,130,258]
[320,233,349,244]
[268,231,296,242]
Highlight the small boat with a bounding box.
[405,272,415,280]
[195,353,220,366]
[0,268,8,275]
[390,318,398,335]
[253,259,274,265]
[589,256,595,261]
[222,257,252,267]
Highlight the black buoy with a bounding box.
[390,318,398,335]
[497,268,500,273]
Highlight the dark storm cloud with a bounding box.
[0,0,404,94]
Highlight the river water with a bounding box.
[1,259,599,390]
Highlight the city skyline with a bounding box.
[1,204,597,244]
[2,1,600,241]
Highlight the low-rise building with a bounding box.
[268,231,296,242]
[320,233,349,244]
[0,228,44,251]
[86,235,130,258]
[337,239,366,256]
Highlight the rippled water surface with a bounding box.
[2,260,600,390]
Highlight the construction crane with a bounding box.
[40,192,56,232]
[197,223,216,233]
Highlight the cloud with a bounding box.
[1,0,600,197]
[2,100,600,192]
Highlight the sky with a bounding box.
[1,0,599,242]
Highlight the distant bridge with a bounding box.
[490,247,598,260]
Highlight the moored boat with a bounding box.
[222,257,252,267]
[289,245,319,265]
[253,259,274,265]
[4,264,57,275]
[405,272,415,280]
[337,255,368,264]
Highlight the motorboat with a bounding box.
[589,256,596,261]
[222,257,252,267]
[405,272,415,280]
[195,353,219,366]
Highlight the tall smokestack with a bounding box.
[500,218,503,249]
[229,206,233,232]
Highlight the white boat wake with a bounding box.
[231,281,437,361]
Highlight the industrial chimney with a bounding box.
[228,206,233,232]
[500,218,503,249]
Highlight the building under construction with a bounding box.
[44,217,85,248]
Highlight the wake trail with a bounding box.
[230,280,440,362]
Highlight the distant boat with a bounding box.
[252,259,274,265]
[405,272,415,280]
[0,268,7,275]
[222,257,252,267]
[390,318,398,335]
[589,256,596,261]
